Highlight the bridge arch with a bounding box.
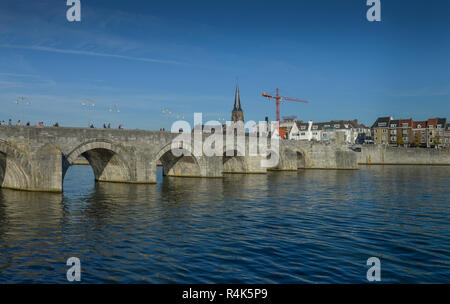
[279,147,310,170]
[293,149,309,169]
[65,140,135,182]
[155,143,201,177]
[0,140,33,189]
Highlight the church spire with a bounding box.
[233,83,242,111]
[231,82,244,123]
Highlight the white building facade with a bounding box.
[296,120,363,144]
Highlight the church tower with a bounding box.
[231,83,244,123]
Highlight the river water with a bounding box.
[0,165,449,283]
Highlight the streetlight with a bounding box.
[14,97,31,124]
[109,104,120,128]
[81,99,95,127]
[162,107,172,131]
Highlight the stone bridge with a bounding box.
[0,126,357,192]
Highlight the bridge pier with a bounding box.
[196,156,223,177]
[223,155,267,174]
[135,154,158,183]
[34,144,64,192]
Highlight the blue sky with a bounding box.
[0,0,449,129]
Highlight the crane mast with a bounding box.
[262,88,308,135]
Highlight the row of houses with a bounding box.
[372,117,450,148]
[279,116,450,148]
[281,119,371,144]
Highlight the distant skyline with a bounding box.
[0,0,449,129]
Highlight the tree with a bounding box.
[397,136,405,146]
[413,132,421,147]
[434,135,442,148]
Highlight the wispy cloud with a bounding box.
[0,71,56,89]
[0,44,184,65]
[0,72,41,78]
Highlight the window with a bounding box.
[382,136,386,140]
[382,129,387,133]
[334,124,340,128]
[390,130,397,135]
[402,130,408,135]
[402,123,408,127]
[390,136,396,141]
[429,125,434,129]
[312,125,318,130]
[390,124,397,128]
[324,125,330,128]
[301,132,306,136]
[379,122,387,127]
[300,126,306,130]
[403,137,408,141]
[417,124,422,128]
[313,132,317,135]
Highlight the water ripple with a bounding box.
[0,165,449,283]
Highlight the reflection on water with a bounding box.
[0,165,449,283]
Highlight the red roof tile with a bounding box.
[413,121,427,128]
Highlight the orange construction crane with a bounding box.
[262,88,308,125]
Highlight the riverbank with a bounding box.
[358,146,450,165]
